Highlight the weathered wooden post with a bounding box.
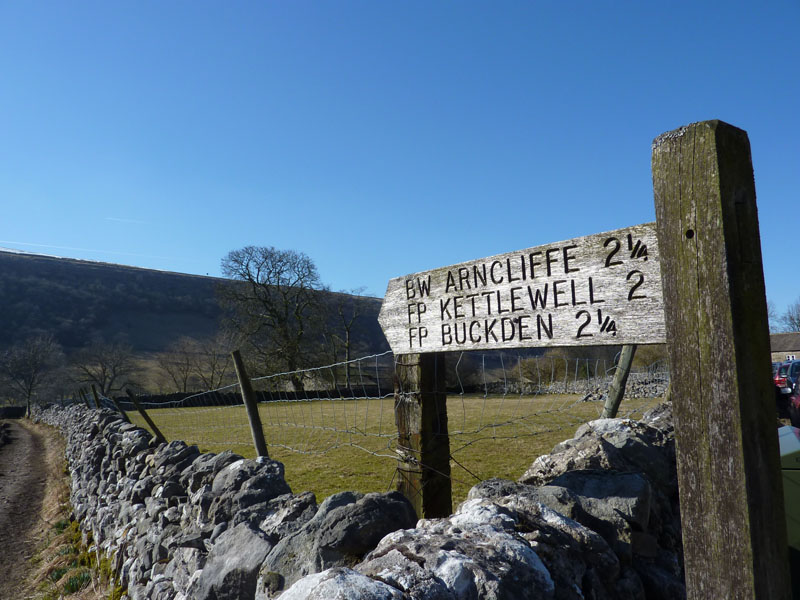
[653,120,790,598]
[231,350,269,458]
[94,384,130,423]
[394,352,451,518]
[80,388,94,409]
[601,344,637,418]
[126,389,167,445]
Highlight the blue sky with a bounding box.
[1,1,798,314]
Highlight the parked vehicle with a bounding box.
[775,360,800,398]
[789,380,800,428]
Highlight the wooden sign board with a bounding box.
[379,223,665,354]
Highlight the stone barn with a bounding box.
[770,332,800,363]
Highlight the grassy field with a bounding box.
[129,394,663,507]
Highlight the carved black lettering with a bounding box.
[441,323,452,345]
[482,291,494,315]
[408,326,428,347]
[439,298,452,319]
[458,267,471,291]
[506,258,520,282]
[604,237,622,267]
[473,264,487,288]
[537,313,553,339]
[510,287,524,312]
[469,321,482,343]
[528,251,543,279]
[627,270,646,300]
[570,279,586,306]
[518,315,531,340]
[445,271,457,293]
[406,279,415,300]
[453,295,465,319]
[563,244,579,273]
[454,322,467,345]
[576,310,593,338]
[527,284,549,310]
[545,248,559,276]
[407,302,426,324]
[484,319,498,342]
[552,280,567,307]
[490,260,504,284]
[417,276,431,297]
[501,317,516,341]
[496,290,509,314]
[465,293,479,317]
[589,277,605,304]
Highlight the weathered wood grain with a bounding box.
[601,344,636,418]
[379,224,665,354]
[232,350,269,458]
[394,352,451,518]
[652,120,789,599]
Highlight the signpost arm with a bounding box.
[394,352,452,518]
[652,120,789,598]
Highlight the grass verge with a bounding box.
[130,393,663,506]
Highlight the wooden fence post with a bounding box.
[90,385,102,410]
[94,384,130,423]
[601,344,637,418]
[394,352,451,519]
[126,389,167,445]
[652,120,790,598]
[231,350,269,458]
[80,388,93,409]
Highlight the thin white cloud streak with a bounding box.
[0,240,179,261]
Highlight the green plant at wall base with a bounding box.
[108,583,126,600]
[53,519,70,533]
[63,571,91,593]
[47,567,69,583]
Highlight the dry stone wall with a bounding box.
[34,401,684,599]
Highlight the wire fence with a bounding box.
[109,350,668,502]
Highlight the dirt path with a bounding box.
[0,419,56,599]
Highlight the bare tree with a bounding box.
[780,299,800,332]
[768,299,780,333]
[219,246,324,391]
[73,340,140,396]
[158,337,199,392]
[0,334,64,417]
[189,331,237,389]
[326,288,366,388]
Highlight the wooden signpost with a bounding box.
[379,224,667,519]
[379,120,790,598]
[652,120,789,598]
[379,223,665,354]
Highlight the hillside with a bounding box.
[0,249,386,355]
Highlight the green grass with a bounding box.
[130,394,662,507]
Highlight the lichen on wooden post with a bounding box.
[652,120,790,598]
[394,352,451,518]
[601,344,637,418]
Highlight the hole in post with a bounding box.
[685,229,695,239]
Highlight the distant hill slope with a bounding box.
[0,250,386,355]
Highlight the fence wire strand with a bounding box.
[117,349,668,500]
